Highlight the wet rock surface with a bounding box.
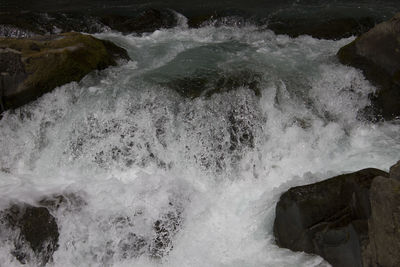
[389,160,400,181]
[337,13,400,120]
[166,69,261,99]
[0,204,59,265]
[273,168,388,267]
[267,17,376,40]
[363,176,400,267]
[99,8,178,34]
[0,9,179,38]
[0,32,129,112]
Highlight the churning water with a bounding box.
[0,17,400,267]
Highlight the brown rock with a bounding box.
[363,176,400,267]
[0,32,129,112]
[389,160,400,181]
[337,13,400,120]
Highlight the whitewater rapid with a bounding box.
[0,22,399,267]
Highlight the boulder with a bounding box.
[0,9,178,37]
[0,12,106,38]
[363,176,400,267]
[389,160,400,181]
[337,13,400,120]
[0,204,59,265]
[267,17,376,40]
[0,32,129,112]
[273,168,388,267]
[165,69,261,99]
[99,9,178,34]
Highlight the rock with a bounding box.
[363,176,400,267]
[337,13,400,120]
[166,69,261,99]
[273,168,388,267]
[0,9,178,37]
[389,160,400,181]
[100,9,178,34]
[0,204,59,265]
[0,12,106,37]
[268,17,376,40]
[0,32,129,112]
[187,13,248,28]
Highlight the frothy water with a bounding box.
[1,22,400,267]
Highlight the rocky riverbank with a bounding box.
[274,161,400,267]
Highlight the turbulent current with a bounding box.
[1,17,400,267]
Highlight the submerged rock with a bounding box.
[267,17,376,40]
[166,69,261,99]
[273,168,388,267]
[0,32,129,112]
[0,204,59,265]
[337,13,400,120]
[149,205,183,259]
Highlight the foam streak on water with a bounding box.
[0,24,399,267]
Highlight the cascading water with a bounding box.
[0,17,400,267]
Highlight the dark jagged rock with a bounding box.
[337,13,400,120]
[267,17,376,40]
[273,168,388,267]
[0,204,59,265]
[0,32,129,112]
[100,9,178,34]
[363,176,400,267]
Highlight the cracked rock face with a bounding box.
[273,168,388,267]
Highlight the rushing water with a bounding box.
[1,13,400,267]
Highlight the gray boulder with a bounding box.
[337,13,400,120]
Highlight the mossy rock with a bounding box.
[337,13,400,120]
[0,32,129,112]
